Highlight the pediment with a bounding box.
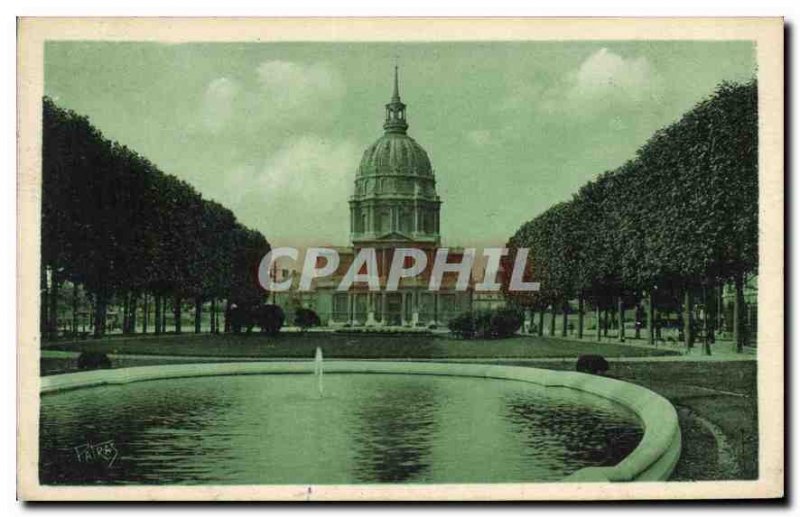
[376,231,413,241]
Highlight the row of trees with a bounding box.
[41,97,270,339]
[502,80,758,352]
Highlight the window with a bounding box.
[400,209,413,233]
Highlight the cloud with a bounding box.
[201,77,239,132]
[571,48,655,102]
[529,48,662,118]
[197,61,346,135]
[194,61,354,243]
[254,61,346,127]
[466,129,492,147]
[216,136,361,244]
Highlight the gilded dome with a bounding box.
[357,133,433,178]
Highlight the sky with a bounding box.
[44,40,755,248]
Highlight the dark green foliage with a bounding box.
[502,81,758,335]
[448,307,524,339]
[256,305,285,335]
[41,98,271,337]
[76,351,111,370]
[294,308,322,331]
[576,354,609,375]
[228,304,285,335]
[447,312,476,339]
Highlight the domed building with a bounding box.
[350,68,441,246]
[279,67,473,327]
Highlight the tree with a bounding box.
[41,98,272,338]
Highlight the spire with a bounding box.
[384,64,408,134]
[392,64,400,102]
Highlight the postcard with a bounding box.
[17,17,784,501]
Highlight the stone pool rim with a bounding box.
[40,361,681,483]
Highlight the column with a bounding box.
[350,206,355,233]
[401,292,409,326]
[411,290,420,326]
[366,293,376,325]
[381,293,388,326]
[348,292,354,325]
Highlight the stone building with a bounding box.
[277,67,474,327]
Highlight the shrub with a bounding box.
[576,354,609,375]
[77,351,111,370]
[255,304,285,335]
[448,312,476,338]
[489,307,524,338]
[448,307,524,339]
[294,307,321,331]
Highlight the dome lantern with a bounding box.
[383,65,408,134]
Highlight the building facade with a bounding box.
[276,67,474,327]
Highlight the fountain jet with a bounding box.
[314,347,324,397]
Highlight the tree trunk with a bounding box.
[40,264,49,336]
[93,292,107,338]
[683,288,694,351]
[154,294,162,335]
[71,283,79,336]
[174,296,182,334]
[211,298,218,334]
[122,293,130,334]
[561,302,568,337]
[708,286,717,344]
[209,298,215,333]
[595,304,601,341]
[162,297,168,333]
[734,274,745,352]
[702,285,711,356]
[634,303,641,340]
[618,296,625,342]
[195,297,202,334]
[142,293,149,334]
[224,300,232,333]
[537,308,544,337]
[527,307,534,334]
[577,296,584,339]
[648,291,655,345]
[49,268,60,340]
[129,294,137,334]
[602,308,609,337]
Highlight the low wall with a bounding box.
[40,361,681,482]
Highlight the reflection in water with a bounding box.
[39,374,642,485]
[351,379,437,482]
[504,391,643,477]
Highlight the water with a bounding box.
[39,373,643,485]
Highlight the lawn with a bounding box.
[42,331,679,360]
